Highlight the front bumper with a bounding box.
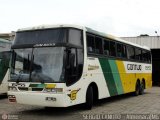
[8,91,68,107]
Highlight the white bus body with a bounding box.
[8,25,152,109]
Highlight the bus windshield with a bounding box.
[13,28,67,48]
[10,28,84,84]
[10,47,65,83]
[12,28,83,48]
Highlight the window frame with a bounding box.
[86,32,151,64]
[127,45,135,60]
[86,33,96,54]
[95,36,103,55]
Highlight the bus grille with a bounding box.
[18,87,43,91]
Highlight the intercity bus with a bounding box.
[8,24,152,109]
[0,38,11,94]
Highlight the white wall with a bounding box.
[121,36,160,49]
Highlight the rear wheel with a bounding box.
[134,81,140,96]
[139,82,145,95]
[84,86,93,110]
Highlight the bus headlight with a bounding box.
[8,86,17,91]
[43,88,63,93]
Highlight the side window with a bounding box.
[68,29,83,47]
[0,51,10,64]
[110,41,116,57]
[0,51,10,82]
[142,50,151,63]
[66,48,83,86]
[95,37,103,54]
[104,40,109,56]
[142,50,147,62]
[117,43,122,58]
[77,49,84,79]
[122,45,127,58]
[148,51,151,63]
[87,34,95,53]
[127,46,135,60]
[135,48,142,61]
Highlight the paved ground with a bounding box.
[0,87,160,120]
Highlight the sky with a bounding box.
[0,0,160,37]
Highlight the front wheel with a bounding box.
[84,86,93,110]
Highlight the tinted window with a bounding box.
[14,29,67,47]
[148,51,151,63]
[95,37,103,54]
[122,45,127,58]
[0,42,11,51]
[127,46,135,59]
[135,48,142,61]
[0,51,10,60]
[68,29,83,47]
[77,49,84,79]
[0,51,10,82]
[65,48,84,86]
[117,43,127,58]
[87,34,95,53]
[142,50,147,61]
[104,40,109,56]
[117,43,123,57]
[142,50,151,63]
[110,41,116,56]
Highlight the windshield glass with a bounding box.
[31,47,64,82]
[10,47,65,83]
[13,28,67,48]
[11,48,32,82]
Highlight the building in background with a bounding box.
[0,32,15,41]
[121,35,160,86]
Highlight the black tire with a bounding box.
[45,107,54,110]
[84,86,93,110]
[139,82,145,95]
[134,82,140,96]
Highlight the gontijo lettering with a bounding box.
[127,64,142,70]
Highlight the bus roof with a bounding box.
[17,24,84,32]
[17,24,150,50]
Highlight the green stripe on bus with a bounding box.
[99,58,118,96]
[29,84,45,88]
[108,60,124,94]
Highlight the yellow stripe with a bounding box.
[116,61,130,93]
[45,84,56,88]
[116,60,152,93]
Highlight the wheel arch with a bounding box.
[87,82,99,102]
